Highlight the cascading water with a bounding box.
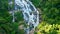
[9,0,39,34]
[8,0,15,22]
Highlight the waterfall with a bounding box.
[9,0,39,34]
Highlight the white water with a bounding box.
[9,0,39,34]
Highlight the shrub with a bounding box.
[36,21,60,34]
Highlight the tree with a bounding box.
[31,0,60,24]
[0,0,24,34]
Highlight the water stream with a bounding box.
[9,0,39,34]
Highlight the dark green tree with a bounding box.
[31,0,60,24]
[0,0,24,34]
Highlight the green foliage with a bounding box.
[0,0,8,9]
[14,11,23,22]
[0,0,24,34]
[0,22,20,34]
[36,22,60,34]
[0,10,24,34]
[1,0,60,34]
[30,0,40,7]
[0,9,12,23]
[18,29,25,34]
[31,0,60,24]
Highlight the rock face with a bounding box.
[29,28,35,34]
[19,25,24,29]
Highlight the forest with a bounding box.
[0,0,60,34]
